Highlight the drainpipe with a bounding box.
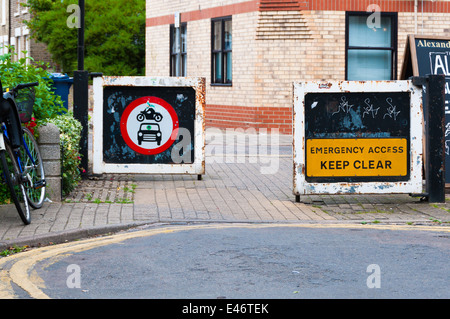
[414,0,418,34]
[8,0,11,47]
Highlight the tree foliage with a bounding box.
[25,0,145,76]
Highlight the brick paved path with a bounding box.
[0,131,449,248]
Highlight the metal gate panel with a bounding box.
[92,76,205,175]
[293,80,423,196]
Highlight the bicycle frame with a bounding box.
[20,137,37,167]
[0,121,38,183]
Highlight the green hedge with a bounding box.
[41,113,83,196]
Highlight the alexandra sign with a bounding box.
[416,39,450,49]
[401,35,450,183]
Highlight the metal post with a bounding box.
[73,0,88,177]
[425,74,446,203]
[73,70,89,177]
[77,0,85,71]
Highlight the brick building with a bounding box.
[148,0,450,134]
[0,0,53,67]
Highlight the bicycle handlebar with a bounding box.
[13,82,39,92]
[1,79,39,97]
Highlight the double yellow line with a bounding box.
[0,223,449,299]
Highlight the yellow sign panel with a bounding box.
[306,138,408,177]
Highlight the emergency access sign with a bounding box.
[306,138,407,177]
[293,80,423,197]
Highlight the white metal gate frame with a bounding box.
[92,76,206,175]
[293,80,423,195]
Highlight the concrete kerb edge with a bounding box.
[0,221,151,252]
[1,218,448,252]
[0,220,284,251]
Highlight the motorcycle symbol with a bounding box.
[137,102,163,122]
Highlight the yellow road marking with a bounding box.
[0,223,448,299]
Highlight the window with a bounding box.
[17,36,22,59]
[24,35,29,64]
[1,0,6,25]
[170,23,187,77]
[10,37,15,60]
[14,27,21,61]
[14,0,20,16]
[23,26,30,64]
[346,12,397,81]
[1,36,8,55]
[13,0,28,16]
[21,0,28,14]
[212,17,232,85]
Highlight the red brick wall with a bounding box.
[206,104,292,134]
[303,0,450,12]
[254,0,450,12]
[259,0,303,11]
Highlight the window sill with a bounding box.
[211,83,232,87]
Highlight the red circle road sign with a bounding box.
[120,96,179,155]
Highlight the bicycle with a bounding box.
[0,79,46,225]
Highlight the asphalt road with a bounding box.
[2,223,442,300]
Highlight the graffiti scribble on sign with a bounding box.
[332,96,354,115]
[363,98,380,119]
[383,98,401,121]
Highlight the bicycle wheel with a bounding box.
[0,142,31,225]
[20,127,46,209]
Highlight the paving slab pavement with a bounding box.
[0,132,449,250]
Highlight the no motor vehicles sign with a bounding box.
[92,76,205,175]
[120,96,179,156]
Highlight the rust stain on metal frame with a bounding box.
[195,77,206,175]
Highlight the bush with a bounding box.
[41,113,83,196]
[0,47,65,120]
[0,48,82,199]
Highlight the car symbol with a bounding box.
[137,122,162,146]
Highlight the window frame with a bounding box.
[345,11,398,81]
[1,0,6,26]
[170,22,187,77]
[211,16,232,86]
